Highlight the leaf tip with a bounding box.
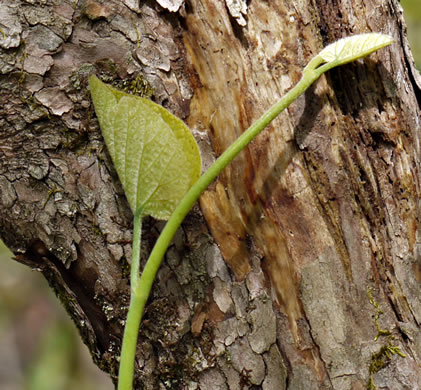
[317,32,394,66]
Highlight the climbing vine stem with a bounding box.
[109,33,394,389]
[118,209,143,390]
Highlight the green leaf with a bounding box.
[89,75,201,220]
[317,33,393,66]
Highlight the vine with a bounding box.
[89,33,394,389]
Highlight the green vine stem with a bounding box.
[117,55,330,390]
[118,209,143,390]
[117,33,393,389]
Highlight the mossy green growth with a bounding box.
[17,40,27,85]
[367,287,406,389]
[367,287,392,340]
[42,186,62,209]
[20,95,51,119]
[119,74,154,99]
[70,63,97,91]
[0,26,6,40]
[368,341,407,390]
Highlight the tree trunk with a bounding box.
[0,0,420,388]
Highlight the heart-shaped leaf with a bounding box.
[89,75,201,220]
[317,33,393,66]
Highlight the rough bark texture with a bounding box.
[0,0,420,389]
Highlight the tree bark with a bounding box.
[0,0,420,389]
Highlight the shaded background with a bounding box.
[0,1,419,389]
[401,0,421,69]
[0,241,113,390]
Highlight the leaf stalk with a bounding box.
[118,212,143,390]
